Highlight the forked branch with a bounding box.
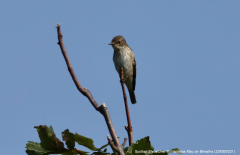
[56,23,125,155]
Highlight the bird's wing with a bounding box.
[132,57,136,91]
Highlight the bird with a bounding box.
[108,36,137,104]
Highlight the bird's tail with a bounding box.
[130,91,137,104]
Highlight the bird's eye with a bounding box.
[118,41,120,43]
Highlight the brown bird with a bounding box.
[109,36,137,104]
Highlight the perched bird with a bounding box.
[109,36,137,104]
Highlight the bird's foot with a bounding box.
[120,76,128,83]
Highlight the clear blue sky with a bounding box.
[0,1,239,154]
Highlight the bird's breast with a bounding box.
[113,48,134,78]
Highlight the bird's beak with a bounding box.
[108,43,114,45]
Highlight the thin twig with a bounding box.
[56,23,125,155]
[120,67,133,146]
[107,135,119,152]
[122,137,127,148]
[74,148,83,155]
[56,23,99,110]
[124,125,128,131]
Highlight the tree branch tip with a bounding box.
[122,137,128,148]
[124,125,128,131]
[102,103,106,107]
[56,23,60,28]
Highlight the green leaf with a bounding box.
[135,136,154,151]
[124,146,133,155]
[152,151,168,155]
[168,148,182,154]
[61,150,77,155]
[25,141,52,155]
[61,149,89,155]
[124,137,181,155]
[96,143,109,151]
[125,137,154,155]
[34,125,67,153]
[62,129,75,150]
[92,152,110,155]
[74,133,97,151]
[153,148,182,155]
[103,148,107,152]
[78,150,89,155]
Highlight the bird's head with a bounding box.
[108,35,128,50]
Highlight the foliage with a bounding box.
[26,125,181,155]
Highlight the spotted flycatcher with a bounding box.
[109,36,137,104]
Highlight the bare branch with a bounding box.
[107,135,119,152]
[100,103,121,150]
[56,24,125,155]
[120,67,133,146]
[122,137,127,148]
[56,23,99,110]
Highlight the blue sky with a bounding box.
[0,1,239,154]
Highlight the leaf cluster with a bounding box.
[26,125,109,155]
[26,125,181,155]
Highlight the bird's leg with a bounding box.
[119,67,127,82]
